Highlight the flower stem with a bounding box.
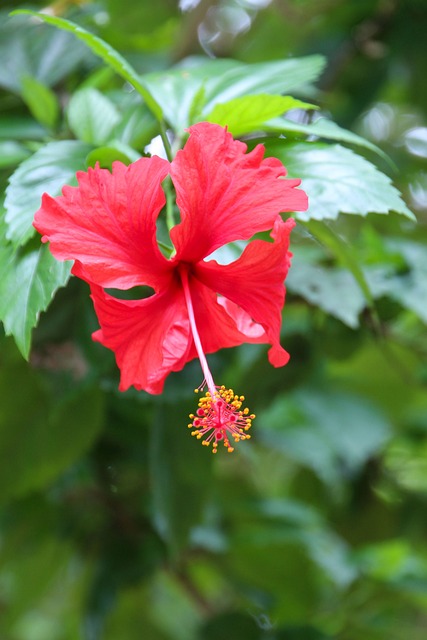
[179,266,216,398]
[159,120,173,162]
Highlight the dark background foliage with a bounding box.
[0,1,426,638]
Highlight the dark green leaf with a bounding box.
[0,366,104,505]
[269,141,415,221]
[4,140,92,247]
[0,116,46,141]
[0,241,71,358]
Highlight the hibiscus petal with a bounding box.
[184,277,269,362]
[193,217,296,367]
[34,156,172,290]
[170,122,307,263]
[90,283,191,394]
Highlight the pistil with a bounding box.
[179,265,254,453]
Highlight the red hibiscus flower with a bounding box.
[34,122,307,452]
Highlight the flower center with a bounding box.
[179,264,255,453]
[188,385,254,453]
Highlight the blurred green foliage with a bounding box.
[0,1,427,639]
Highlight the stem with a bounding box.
[179,265,216,397]
[159,120,173,162]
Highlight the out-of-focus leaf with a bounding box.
[0,116,46,140]
[203,55,326,111]
[113,102,158,149]
[0,240,71,358]
[0,11,89,93]
[268,141,415,221]
[366,241,427,324]
[67,88,120,145]
[0,347,104,504]
[266,116,387,161]
[259,389,391,487]
[4,140,92,247]
[143,55,325,132]
[0,141,30,168]
[86,144,140,169]
[149,401,214,556]
[206,94,316,137]
[12,11,163,120]
[287,257,366,327]
[20,74,59,129]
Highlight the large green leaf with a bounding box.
[12,11,162,120]
[206,94,316,137]
[143,55,325,132]
[0,240,71,358]
[268,141,415,221]
[4,140,92,247]
[67,88,121,145]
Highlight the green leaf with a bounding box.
[259,389,391,487]
[0,241,71,358]
[149,401,214,556]
[206,94,316,137]
[142,55,325,133]
[268,141,415,221]
[0,10,89,93]
[366,240,427,324]
[67,88,120,145]
[86,144,140,169]
[0,116,46,140]
[20,74,59,129]
[0,141,31,168]
[266,116,388,162]
[4,140,93,247]
[0,361,104,505]
[12,10,162,120]
[203,55,326,112]
[287,258,366,328]
[302,220,376,309]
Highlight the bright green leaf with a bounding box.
[12,10,162,120]
[21,74,59,129]
[67,88,120,145]
[0,240,71,358]
[4,140,92,247]
[206,94,316,137]
[268,141,415,221]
